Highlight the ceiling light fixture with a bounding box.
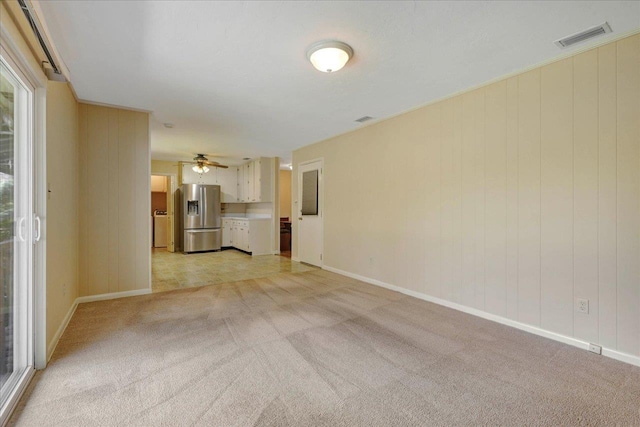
[306,41,353,73]
[192,164,209,174]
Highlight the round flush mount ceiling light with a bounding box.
[306,41,353,73]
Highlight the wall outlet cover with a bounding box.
[588,343,602,355]
[576,298,589,314]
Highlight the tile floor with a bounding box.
[151,248,316,293]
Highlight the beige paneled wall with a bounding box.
[46,82,79,349]
[79,103,150,296]
[292,34,640,357]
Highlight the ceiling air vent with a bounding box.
[554,22,612,48]
[355,116,373,123]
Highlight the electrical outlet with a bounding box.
[369,257,374,265]
[588,343,602,355]
[576,298,589,314]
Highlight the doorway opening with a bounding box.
[279,167,292,258]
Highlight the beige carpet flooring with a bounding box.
[10,270,640,426]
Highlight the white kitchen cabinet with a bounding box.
[181,163,217,185]
[224,218,271,255]
[222,218,233,247]
[242,158,272,203]
[217,167,238,203]
[181,158,272,203]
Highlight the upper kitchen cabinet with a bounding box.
[237,158,272,203]
[181,163,218,185]
[217,167,238,203]
[182,157,273,203]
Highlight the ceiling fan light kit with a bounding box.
[189,154,228,173]
[306,40,353,73]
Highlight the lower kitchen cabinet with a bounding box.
[221,218,271,255]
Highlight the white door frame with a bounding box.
[0,34,47,426]
[1,11,47,372]
[296,158,324,267]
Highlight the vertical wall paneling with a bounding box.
[474,89,486,310]
[424,104,442,298]
[505,77,519,320]
[452,97,463,303]
[616,35,640,356]
[107,109,119,293]
[540,58,574,337]
[461,92,476,307]
[79,104,151,296]
[118,110,136,291]
[440,99,454,300]
[484,81,508,316]
[87,106,109,295]
[573,49,599,343]
[135,112,151,290]
[597,43,618,349]
[516,69,542,327]
[293,34,640,358]
[78,104,88,296]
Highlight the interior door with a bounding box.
[0,55,35,424]
[297,160,323,266]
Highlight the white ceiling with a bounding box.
[37,1,639,165]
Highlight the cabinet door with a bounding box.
[236,167,244,202]
[218,167,238,203]
[222,220,232,246]
[253,160,261,202]
[182,163,217,185]
[231,221,238,247]
[246,162,254,202]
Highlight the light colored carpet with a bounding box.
[10,270,640,426]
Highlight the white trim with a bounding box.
[0,367,35,427]
[322,265,640,368]
[44,287,152,364]
[46,300,77,361]
[33,86,46,370]
[75,288,152,304]
[291,256,300,262]
[0,25,47,88]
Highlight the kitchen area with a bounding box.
[150,157,313,293]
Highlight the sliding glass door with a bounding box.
[0,55,35,424]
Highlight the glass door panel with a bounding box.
[0,56,34,424]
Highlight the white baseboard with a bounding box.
[46,300,77,362]
[322,265,640,368]
[45,288,151,363]
[76,288,152,304]
[291,256,300,262]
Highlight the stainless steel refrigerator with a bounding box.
[180,184,221,253]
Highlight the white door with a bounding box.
[297,160,323,266]
[0,55,36,424]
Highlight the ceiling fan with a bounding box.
[189,154,228,173]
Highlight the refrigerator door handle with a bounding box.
[200,186,206,228]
